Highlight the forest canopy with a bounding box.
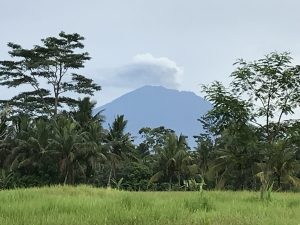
[0,33,300,193]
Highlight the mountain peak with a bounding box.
[134,85,178,93]
[95,86,211,147]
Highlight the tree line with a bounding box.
[0,32,300,192]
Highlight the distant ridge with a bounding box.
[95,85,212,147]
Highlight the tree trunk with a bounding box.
[169,177,172,191]
[277,175,281,189]
[63,171,68,185]
[107,165,113,188]
[54,93,58,115]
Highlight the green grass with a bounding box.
[0,186,299,225]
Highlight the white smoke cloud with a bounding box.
[98,53,183,89]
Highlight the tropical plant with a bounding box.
[0,32,101,116]
[150,133,191,189]
[48,117,89,184]
[104,115,135,187]
[230,52,300,143]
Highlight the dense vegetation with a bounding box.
[0,32,300,196]
[0,186,300,225]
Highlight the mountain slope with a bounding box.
[95,85,212,146]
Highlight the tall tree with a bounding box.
[201,81,251,136]
[211,125,260,190]
[202,52,300,141]
[192,134,214,178]
[0,32,101,116]
[0,116,60,187]
[72,97,106,181]
[230,52,300,143]
[150,133,191,188]
[138,126,175,155]
[201,52,300,190]
[104,115,135,187]
[49,117,90,184]
[0,108,8,140]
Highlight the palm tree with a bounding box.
[6,117,50,171]
[210,125,260,190]
[49,117,89,184]
[84,121,106,181]
[104,115,134,187]
[0,115,56,187]
[73,97,105,129]
[73,97,106,181]
[0,109,10,169]
[265,140,300,189]
[192,134,214,176]
[150,133,191,188]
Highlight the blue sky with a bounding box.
[1,0,300,106]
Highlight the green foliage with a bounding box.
[201,81,251,135]
[183,177,206,192]
[111,177,124,190]
[0,32,100,116]
[0,99,106,187]
[49,117,89,184]
[230,52,300,143]
[1,40,300,194]
[104,115,135,187]
[150,133,191,188]
[138,126,175,154]
[0,186,300,225]
[184,195,214,212]
[117,161,152,191]
[200,52,300,191]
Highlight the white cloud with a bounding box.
[133,53,183,73]
[98,53,184,89]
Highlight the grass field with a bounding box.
[0,186,299,225]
